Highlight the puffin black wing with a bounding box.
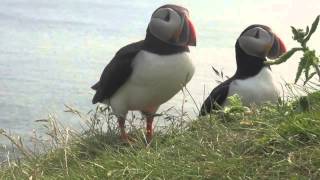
[199,78,233,116]
[91,41,144,104]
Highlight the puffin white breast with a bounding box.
[226,67,279,106]
[109,50,195,116]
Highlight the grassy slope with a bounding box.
[1,92,320,179]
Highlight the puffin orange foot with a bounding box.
[120,133,136,144]
[146,128,153,143]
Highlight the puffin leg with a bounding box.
[118,117,129,142]
[146,116,154,143]
[142,107,158,144]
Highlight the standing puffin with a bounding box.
[92,4,196,143]
[200,25,286,115]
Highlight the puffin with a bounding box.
[91,4,196,143]
[200,25,286,116]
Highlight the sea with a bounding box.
[0,0,319,144]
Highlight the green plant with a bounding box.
[265,15,320,85]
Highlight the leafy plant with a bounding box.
[265,15,320,85]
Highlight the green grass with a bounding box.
[1,92,320,179]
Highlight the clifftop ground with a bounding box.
[1,92,320,179]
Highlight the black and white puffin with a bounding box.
[91,4,196,143]
[200,25,286,116]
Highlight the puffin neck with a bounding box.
[142,29,189,55]
[234,42,269,79]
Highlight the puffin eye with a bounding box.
[164,11,170,21]
[244,27,271,43]
[254,30,260,39]
[152,8,173,21]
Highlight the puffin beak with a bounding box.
[186,16,197,46]
[267,34,286,59]
[277,36,287,54]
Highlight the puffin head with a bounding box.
[148,4,196,47]
[237,24,286,60]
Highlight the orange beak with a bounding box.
[187,16,196,46]
[277,36,286,53]
[267,34,286,59]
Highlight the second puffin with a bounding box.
[200,25,286,115]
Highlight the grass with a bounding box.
[1,91,320,179]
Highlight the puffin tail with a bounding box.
[199,101,213,116]
[92,90,103,104]
[91,81,102,104]
[91,81,100,90]
[199,96,220,116]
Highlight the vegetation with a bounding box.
[265,15,320,84]
[0,92,320,179]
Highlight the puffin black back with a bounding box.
[92,41,143,104]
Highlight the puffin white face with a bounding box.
[148,5,196,46]
[238,25,286,59]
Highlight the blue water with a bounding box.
[0,0,319,140]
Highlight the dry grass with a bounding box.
[0,91,320,179]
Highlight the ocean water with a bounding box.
[0,0,319,140]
